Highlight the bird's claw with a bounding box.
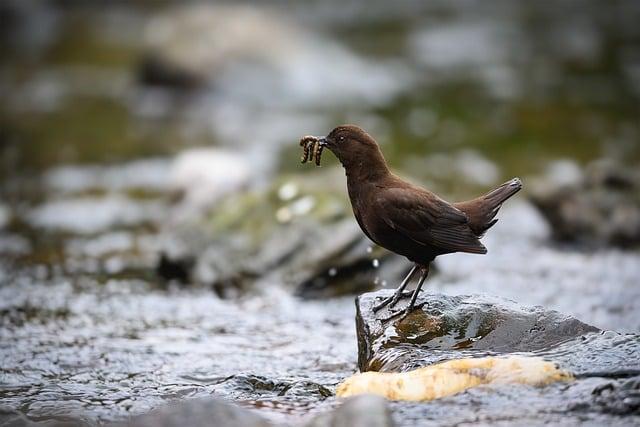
[379,302,426,323]
[372,291,413,312]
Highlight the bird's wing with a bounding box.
[375,187,487,254]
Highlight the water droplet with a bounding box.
[328,267,337,277]
[372,259,379,268]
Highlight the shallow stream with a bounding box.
[1,1,639,425]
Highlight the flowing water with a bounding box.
[1,1,639,425]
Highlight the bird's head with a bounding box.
[316,124,385,169]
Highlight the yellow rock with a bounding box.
[336,356,573,401]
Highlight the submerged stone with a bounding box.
[356,290,599,372]
[589,375,640,415]
[337,356,572,401]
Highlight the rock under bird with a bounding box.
[304,124,523,318]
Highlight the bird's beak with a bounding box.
[317,136,328,147]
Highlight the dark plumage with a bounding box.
[311,124,523,317]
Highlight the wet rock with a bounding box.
[305,395,393,427]
[213,375,332,404]
[356,290,599,372]
[117,397,272,427]
[590,376,640,415]
[530,159,640,248]
[353,298,640,426]
[157,170,405,297]
[278,218,406,299]
[168,148,252,222]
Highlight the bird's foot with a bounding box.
[372,291,414,312]
[379,302,426,323]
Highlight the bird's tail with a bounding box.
[482,177,523,207]
[455,178,523,236]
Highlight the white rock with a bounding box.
[168,148,251,219]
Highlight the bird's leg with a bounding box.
[372,264,418,312]
[380,264,430,322]
[401,264,430,315]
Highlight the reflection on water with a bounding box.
[1,0,639,425]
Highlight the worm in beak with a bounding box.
[299,136,326,166]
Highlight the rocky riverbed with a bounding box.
[2,190,639,425]
[1,1,640,426]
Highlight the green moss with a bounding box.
[44,16,139,67]
[0,96,181,173]
[379,84,638,181]
[205,175,350,244]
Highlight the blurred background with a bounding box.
[1,0,639,425]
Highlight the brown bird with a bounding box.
[311,124,522,318]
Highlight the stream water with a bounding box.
[1,1,639,425]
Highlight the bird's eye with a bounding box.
[339,136,345,142]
